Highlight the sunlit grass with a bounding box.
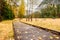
[21,18,60,32]
[0,20,14,40]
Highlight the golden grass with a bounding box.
[0,20,14,40]
[21,18,60,32]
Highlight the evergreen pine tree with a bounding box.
[1,0,15,20]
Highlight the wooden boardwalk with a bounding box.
[13,22,60,40]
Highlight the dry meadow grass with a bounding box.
[21,18,60,32]
[0,20,14,40]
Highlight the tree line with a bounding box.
[27,4,60,18]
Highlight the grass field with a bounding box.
[21,18,60,32]
[0,18,60,40]
[0,20,14,40]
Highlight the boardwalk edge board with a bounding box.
[20,21,60,35]
[12,22,18,40]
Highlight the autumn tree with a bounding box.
[18,0,25,18]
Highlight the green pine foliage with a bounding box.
[0,0,15,20]
[40,4,60,18]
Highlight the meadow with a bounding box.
[0,20,14,40]
[21,18,60,32]
[0,18,60,40]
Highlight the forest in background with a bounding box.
[0,0,60,22]
[28,4,60,18]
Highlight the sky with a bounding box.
[24,0,43,12]
[10,0,43,12]
[10,0,43,14]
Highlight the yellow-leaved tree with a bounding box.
[18,0,25,18]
